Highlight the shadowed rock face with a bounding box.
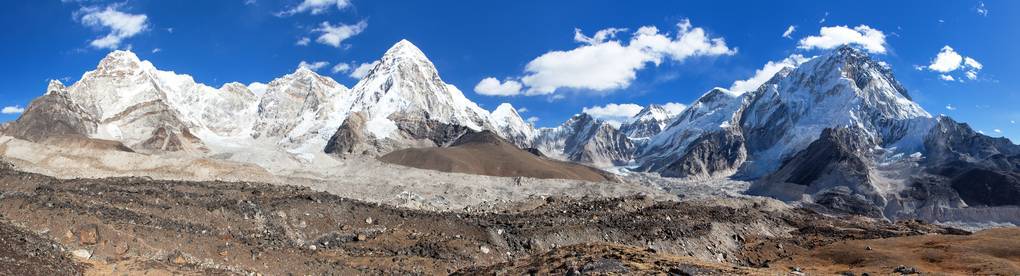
[922,117,1020,207]
[379,130,618,182]
[659,129,746,178]
[4,91,97,142]
[325,111,474,156]
[324,112,372,156]
[749,127,883,216]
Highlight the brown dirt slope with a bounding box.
[0,218,88,276]
[778,227,1020,275]
[379,130,617,182]
[455,243,777,275]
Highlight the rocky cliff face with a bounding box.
[533,114,635,167]
[620,104,680,139]
[489,103,536,148]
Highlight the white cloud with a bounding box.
[474,77,523,96]
[313,20,367,48]
[994,129,1002,134]
[662,102,688,115]
[782,25,796,39]
[151,48,161,53]
[573,27,626,44]
[297,60,329,71]
[928,46,964,72]
[582,103,644,126]
[729,54,810,93]
[926,46,983,81]
[964,57,983,70]
[76,5,149,49]
[945,104,956,110]
[296,37,311,46]
[526,116,539,123]
[965,70,978,80]
[349,61,378,79]
[797,25,887,54]
[518,19,735,95]
[1011,120,1016,124]
[977,1,988,16]
[1,106,25,114]
[516,107,529,113]
[819,12,829,24]
[331,63,351,74]
[244,0,257,5]
[277,0,351,16]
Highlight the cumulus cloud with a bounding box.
[945,104,956,110]
[994,129,1002,134]
[349,61,378,79]
[526,116,539,123]
[582,103,645,126]
[729,54,811,93]
[797,25,887,54]
[296,37,311,46]
[297,60,329,71]
[517,19,735,95]
[516,107,529,113]
[977,1,988,16]
[313,20,367,48]
[1,106,25,114]
[574,27,627,44]
[76,4,148,49]
[277,0,351,16]
[331,63,351,74]
[782,25,796,39]
[474,77,523,96]
[662,102,688,115]
[151,48,161,53]
[925,46,983,81]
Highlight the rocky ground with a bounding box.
[3,160,1014,275]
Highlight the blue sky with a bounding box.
[1,0,1017,141]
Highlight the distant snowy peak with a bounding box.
[533,113,635,167]
[489,103,536,147]
[620,104,681,139]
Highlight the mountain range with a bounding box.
[3,40,1019,225]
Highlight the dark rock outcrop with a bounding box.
[659,129,746,178]
[4,91,97,142]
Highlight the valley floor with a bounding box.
[3,160,1017,275]
[2,135,1020,275]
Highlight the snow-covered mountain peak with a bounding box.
[489,103,536,147]
[45,80,66,95]
[383,39,429,62]
[344,39,491,139]
[93,50,152,75]
[491,103,523,122]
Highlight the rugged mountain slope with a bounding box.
[489,103,536,148]
[619,104,681,139]
[636,88,748,177]
[3,81,97,142]
[379,130,616,182]
[325,40,494,155]
[739,46,932,177]
[532,114,635,167]
[920,117,1020,207]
